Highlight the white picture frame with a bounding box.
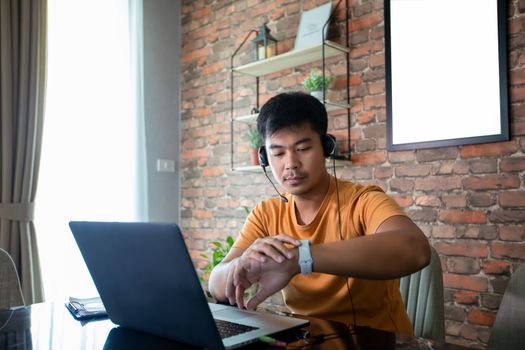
[294,2,332,50]
[385,0,509,150]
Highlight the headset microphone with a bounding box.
[261,166,288,203]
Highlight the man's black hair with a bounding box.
[256,91,328,140]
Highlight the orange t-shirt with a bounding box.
[233,175,413,335]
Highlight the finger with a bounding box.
[254,240,294,261]
[275,234,301,246]
[245,285,272,310]
[235,284,245,309]
[246,250,267,263]
[250,244,286,263]
[225,262,236,305]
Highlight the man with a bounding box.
[209,92,430,334]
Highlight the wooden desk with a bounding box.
[0,302,469,349]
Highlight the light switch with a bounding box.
[157,159,175,172]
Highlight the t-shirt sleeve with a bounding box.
[232,202,269,250]
[353,186,407,235]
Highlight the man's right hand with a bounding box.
[208,234,300,305]
[225,245,300,309]
[241,234,300,263]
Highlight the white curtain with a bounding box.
[35,0,147,302]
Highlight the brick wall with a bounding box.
[180,1,525,348]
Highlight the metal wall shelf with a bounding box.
[230,0,351,171]
[235,100,351,124]
[233,41,349,77]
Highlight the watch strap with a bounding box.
[298,240,313,275]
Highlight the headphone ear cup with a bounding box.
[323,134,337,158]
[258,146,269,167]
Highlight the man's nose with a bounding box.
[284,151,299,170]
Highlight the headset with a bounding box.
[258,133,337,168]
[257,134,337,203]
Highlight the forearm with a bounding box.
[311,230,430,279]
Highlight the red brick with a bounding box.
[510,67,525,85]
[349,11,383,32]
[395,164,431,177]
[439,210,487,225]
[388,151,415,163]
[356,111,375,125]
[202,62,224,75]
[467,308,496,326]
[415,176,462,191]
[463,175,521,190]
[489,209,525,223]
[202,166,224,177]
[460,141,517,158]
[510,86,525,103]
[181,148,209,160]
[392,195,413,208]
[369,53,384,68]
[352,151,386,165]
[499,191,525,207]
[499,225,524,241]
[374,166,393,179]
[519,0,525,12]
[349,74,362,86]
[435,241,488,258]
[455,291,479,305]
[512,120,525,136]
[491,242,525,259]
[446,257,481,274]
[432,225,455,239]
[415,195,441,207]
[363,95,385,109]
[443,273,488,292]
[367,80,384,95]
[482,260,511,275]
[193,210,212,219]
[442,194,467,208]
[181,47,209,63]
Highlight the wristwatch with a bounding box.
[298,240,313,275]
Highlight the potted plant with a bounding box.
[242,126,264,165]
[200,208,259,299]
[303,69,334,101]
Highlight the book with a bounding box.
[65,296,108,320]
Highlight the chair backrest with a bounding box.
[399,246,445,342]
[488,263,525,350]
[0,248,26,309]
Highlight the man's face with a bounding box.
[266,122,328,197]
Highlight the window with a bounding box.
[36,0,145,301]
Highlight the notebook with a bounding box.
[69,221,308,350]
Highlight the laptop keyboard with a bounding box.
[215,319,259,339]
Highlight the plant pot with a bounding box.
[310,90,324,101]
[249,148,260,166]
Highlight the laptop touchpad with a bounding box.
[214,308,253,321]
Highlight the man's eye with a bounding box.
[272,153,284,157]
[297,147,311,152]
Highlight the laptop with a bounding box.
[69,221,308,350]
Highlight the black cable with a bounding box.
[332,157,357,330]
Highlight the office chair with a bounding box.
[399,246,445,342]
[487,263,525,350]
[0,248,26,309]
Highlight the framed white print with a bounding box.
[294,2,332,50]
[385,0,509,151]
